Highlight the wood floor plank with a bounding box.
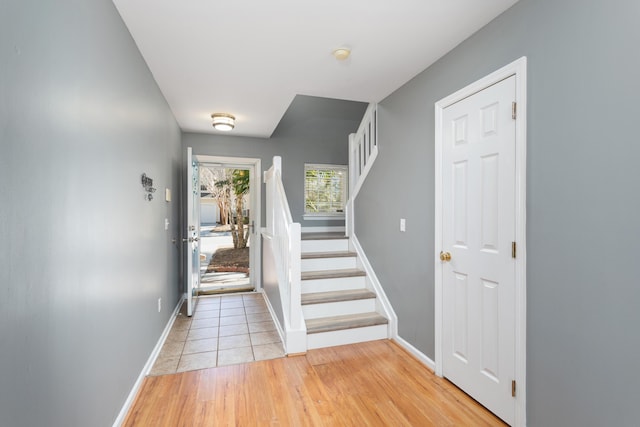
[123,340,507,426]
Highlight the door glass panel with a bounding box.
[198,165,253,294]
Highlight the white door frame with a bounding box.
[434,56,527,426]
[193,154,262,292]
[186,147,200,316]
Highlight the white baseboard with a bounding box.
[261,289,307,355]
[350,233,398,337]
[301,226,345,233]
[393,335,436,371]
[112,294,185,427]
[259,289,286,350]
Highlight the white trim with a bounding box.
[302,214,345,221]
[350,233,397,338]
[434,56,527,427]
[349,103,379,200]
[261,248,307,355]
[112,294,185,427]
[350,148,378,199]
[307,324,387,350]
[304,163,348,217]
[304,163,348,170]
[257,288,289,352]
[393,336,436,372]
[300,226,345,234]
[193,154,262,292]
[345,134,355,238]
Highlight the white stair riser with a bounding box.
[301,275,366,294]
[307,324,388,350]
[301,257,357,272]
[301,239,349,253]
[302,298,376,319]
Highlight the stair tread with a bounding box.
[301,268,366,280]
[301,289,376,305]
[306,312,388,334]
[301,232,347,241]
[301,251,356,259]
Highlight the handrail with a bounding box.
[347,103,378,238]
[264,156,306,353]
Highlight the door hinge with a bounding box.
[512,102,517,120]
[512,380,516,397]
[512,242,516,259]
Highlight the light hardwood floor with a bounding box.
[124,339,507,426]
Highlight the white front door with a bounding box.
[186,147,200,316]
[440,75,516,424]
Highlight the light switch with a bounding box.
[400,218,406,232]
[165,188,171,202]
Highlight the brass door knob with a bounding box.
[440,251,452,262]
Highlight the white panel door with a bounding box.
[441,75,516,425]
[186,147,200,317]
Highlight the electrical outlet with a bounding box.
[164,218,169,231]
[400,218,406,232]
[157,297,162,313]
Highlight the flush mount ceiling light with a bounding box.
[332,48,351,61]
[211,113,235,131]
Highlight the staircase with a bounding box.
[300,232,388,350]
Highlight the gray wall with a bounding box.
[183,95,367,228]
[1,1,182,426]
[355,0,640,425]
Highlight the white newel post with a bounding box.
[289,222,302,330]
[273,156,282,176]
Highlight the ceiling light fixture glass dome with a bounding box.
[211,113,235,131]
[332,48,351,60]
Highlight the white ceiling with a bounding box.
[113,0,519,138]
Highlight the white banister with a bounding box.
[346,103,378,238]
[263,156,306,354]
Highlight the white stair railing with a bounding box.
[346,103,378,237]
[344,104,397,339]
[263,156,306,354]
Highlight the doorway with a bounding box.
[434,57,527,426]
[199,164,253,294]
[185,152,261,311]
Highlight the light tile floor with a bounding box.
[150,293,285,376]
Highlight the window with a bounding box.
[304,164,348,220]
